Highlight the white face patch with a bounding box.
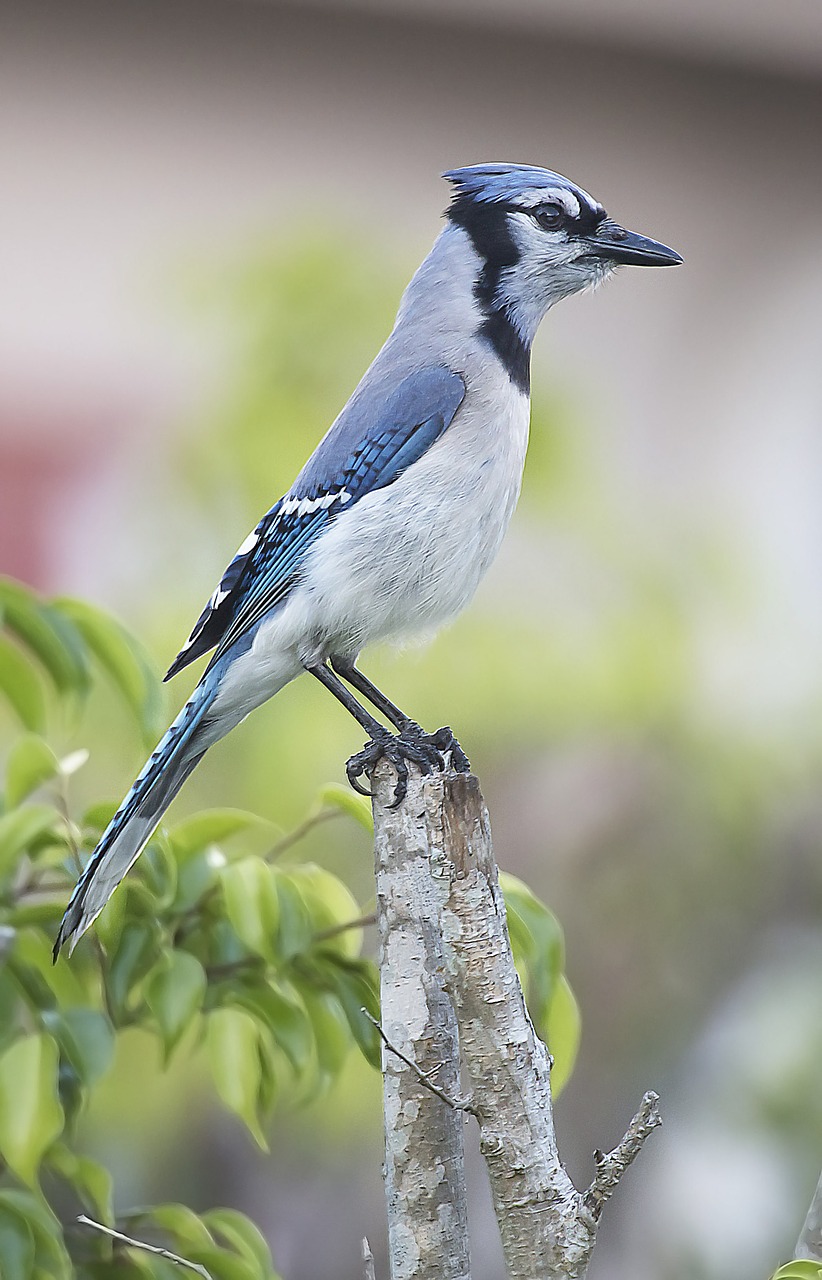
[499,210,616,340]
[515,184,604,225]
[516,186,579,218]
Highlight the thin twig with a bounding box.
[362,1236,377,1280]
[363,1009,477,1116]
[583,1091,663,1220]
[312,912,376,943]
[204,956,264,981]
[54,777,84,879]
[265,808,341,861]
[14,881,71,899]
[77,1214,213,1278]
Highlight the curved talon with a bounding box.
[345,761,375,798]
[346,738,407,807]
[345,724,470,807]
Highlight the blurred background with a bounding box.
[3,0,822,1276]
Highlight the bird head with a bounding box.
[444,162,682,342]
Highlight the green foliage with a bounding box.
[0,579,386,1279]
[771,1264,822,1279]
[0,1034,64,1186]
[0,576,164,742]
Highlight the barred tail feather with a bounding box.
[54,675,221,958]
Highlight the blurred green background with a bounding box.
[3,1,822,1276]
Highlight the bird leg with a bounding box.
[306,661,469,807]
[329,657,417,732]
[330,656,470,776]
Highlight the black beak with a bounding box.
[582,218,683,267]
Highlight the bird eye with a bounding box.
[533,204,565,232]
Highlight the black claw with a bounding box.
[345,761,375,798]
[345,724,470,807]
[428,726,471,774]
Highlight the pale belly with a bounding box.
[290,385,531,659]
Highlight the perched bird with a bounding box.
[55,162,681,957]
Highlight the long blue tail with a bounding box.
[54,670,223,958]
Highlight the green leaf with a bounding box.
[0,972,21,1055]
[255,1022,281,1124]
[146,950,207,1056]
[273,872,313,960]
[0,805,58,879]
[54,597,164,742]
[298,987,350,1080]
[501,872,565,1022]
[315,955,381,1069]
[171,848,220,915]
[0,637,47,731]
[6,901,65,931]
[226,978,314,1073]
[48,1143,114,1223]
[105,920,160,1021]
[170,808,267,860]
[288,864,364,957]
[0,578,88,696]
[0,1189,70,1279]
[772,1265,822,1279]
[0,1204,34,1280]
[129,1258,186,1280]
[207,1008,268,1148]
[221,859,280,962]
[543,974,581,1097]
[139,839,178,908]
[4,735,60,807]
[82,800,119,836]
[147,1202,216,1254]
[203,1207,277,1277]
[93,878,157,952]
[319,783,373,833]
[8,927,89,1011]
[0,1032,64,1185]
[130,1205,267,1280]
[42,1008,115,1087]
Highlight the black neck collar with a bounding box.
[447,197,532,395]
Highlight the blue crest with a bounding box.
[443,162,598,212]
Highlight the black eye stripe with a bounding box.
[530,201,607,237]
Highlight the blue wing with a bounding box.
[165,365,465,679]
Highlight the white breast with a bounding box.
[284,372,531,662]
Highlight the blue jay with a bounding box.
[55,162,681,956]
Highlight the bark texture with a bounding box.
[373,764,471,1280]
[372,764,660,1280]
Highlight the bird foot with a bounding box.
[346,723,470,807]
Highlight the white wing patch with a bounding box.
[281,489,352,516]
[237,530,259,555]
